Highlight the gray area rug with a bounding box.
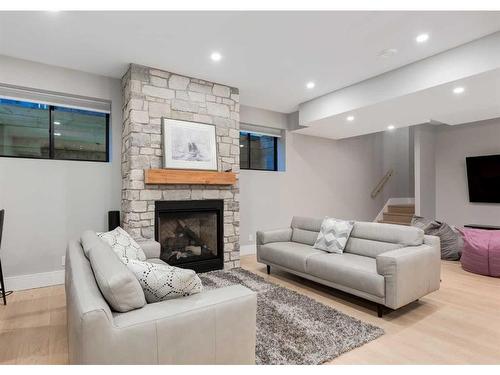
[198,268,384,365]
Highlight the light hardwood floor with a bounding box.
[1,255,499,364]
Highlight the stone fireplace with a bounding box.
[121,64,240,269]
[155,200,224,272]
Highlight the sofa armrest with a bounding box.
[111,285,256,364]
[376,241,441,309]
[136,239,161,259]
[256,228,292,245]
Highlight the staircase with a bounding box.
[378,204,415,226]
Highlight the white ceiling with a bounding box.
[295,68,500,139]
[1,11,500,113]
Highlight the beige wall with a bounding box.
[0,55,122,282]
[435,118,500,226]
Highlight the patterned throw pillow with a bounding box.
[313,217,355,254]
[122,258,203,303]
[98,227,147,261]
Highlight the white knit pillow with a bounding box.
[121,258,203,303]
[98,227,147,261]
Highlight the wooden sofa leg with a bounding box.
[266,265,270,275]
[377,305,383,318]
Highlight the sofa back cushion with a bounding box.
[82,231,146,312]
[345,221,424,258]
[291,216,322,245]
[81,229,104,259]
[289,217,425,257]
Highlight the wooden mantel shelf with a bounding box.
[145,169,236,185]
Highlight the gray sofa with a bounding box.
[65,235,257,364]
[257,217,441,316]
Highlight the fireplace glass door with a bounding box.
[158,211,218,265]
[155,200,224,272]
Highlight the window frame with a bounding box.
[240,131,278,171]
[0,99,110,163]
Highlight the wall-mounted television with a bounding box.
[466,154,500,203]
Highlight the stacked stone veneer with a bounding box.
[121,64,240,269]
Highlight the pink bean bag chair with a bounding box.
[457,228,500,277]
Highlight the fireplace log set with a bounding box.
[161,219,215,264]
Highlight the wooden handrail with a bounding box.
[371,169,393,198]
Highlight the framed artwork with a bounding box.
[162,118,218,171]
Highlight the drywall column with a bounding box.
[414,124,437,218]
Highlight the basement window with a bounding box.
[239,131,278,171]
[0,96,109,162]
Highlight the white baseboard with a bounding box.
[4,246,258,291]
[5,270,65,291]
[240,244,256,256]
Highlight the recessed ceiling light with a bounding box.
[453,86,465,94]
[379,48,398,58]
[416,33,429,43]
[387,125,395,130]
[346,115,355,122]
[53,121,61,125]
[54,132,61,136]
[210,52,222,62]
[306,82,315,89]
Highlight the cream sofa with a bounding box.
[257,217,441,317]
[65,235,257,364]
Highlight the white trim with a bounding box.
[241,130,282,138]
[240,122,283,137]
[0,83,111,113]
[240,244,256,256]
[4,270,65,291]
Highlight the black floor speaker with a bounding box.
[108,211,120,231]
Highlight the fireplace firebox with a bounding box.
[154,200,224,272]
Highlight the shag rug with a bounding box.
[198,268,384,365]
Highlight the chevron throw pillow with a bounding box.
[313,217,355,254]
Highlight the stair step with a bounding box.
[383,212,413,223]
[387,204,415,214]
[378,220,411,226]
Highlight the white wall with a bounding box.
[240,105,288,129]
[435,118,500,226]
[0,55,122,284]
[381,127,413,202]
[239,131,385,247]
[414,124,437,218]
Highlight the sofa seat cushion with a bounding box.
[259,242,324,273]
[306,253,385,297]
